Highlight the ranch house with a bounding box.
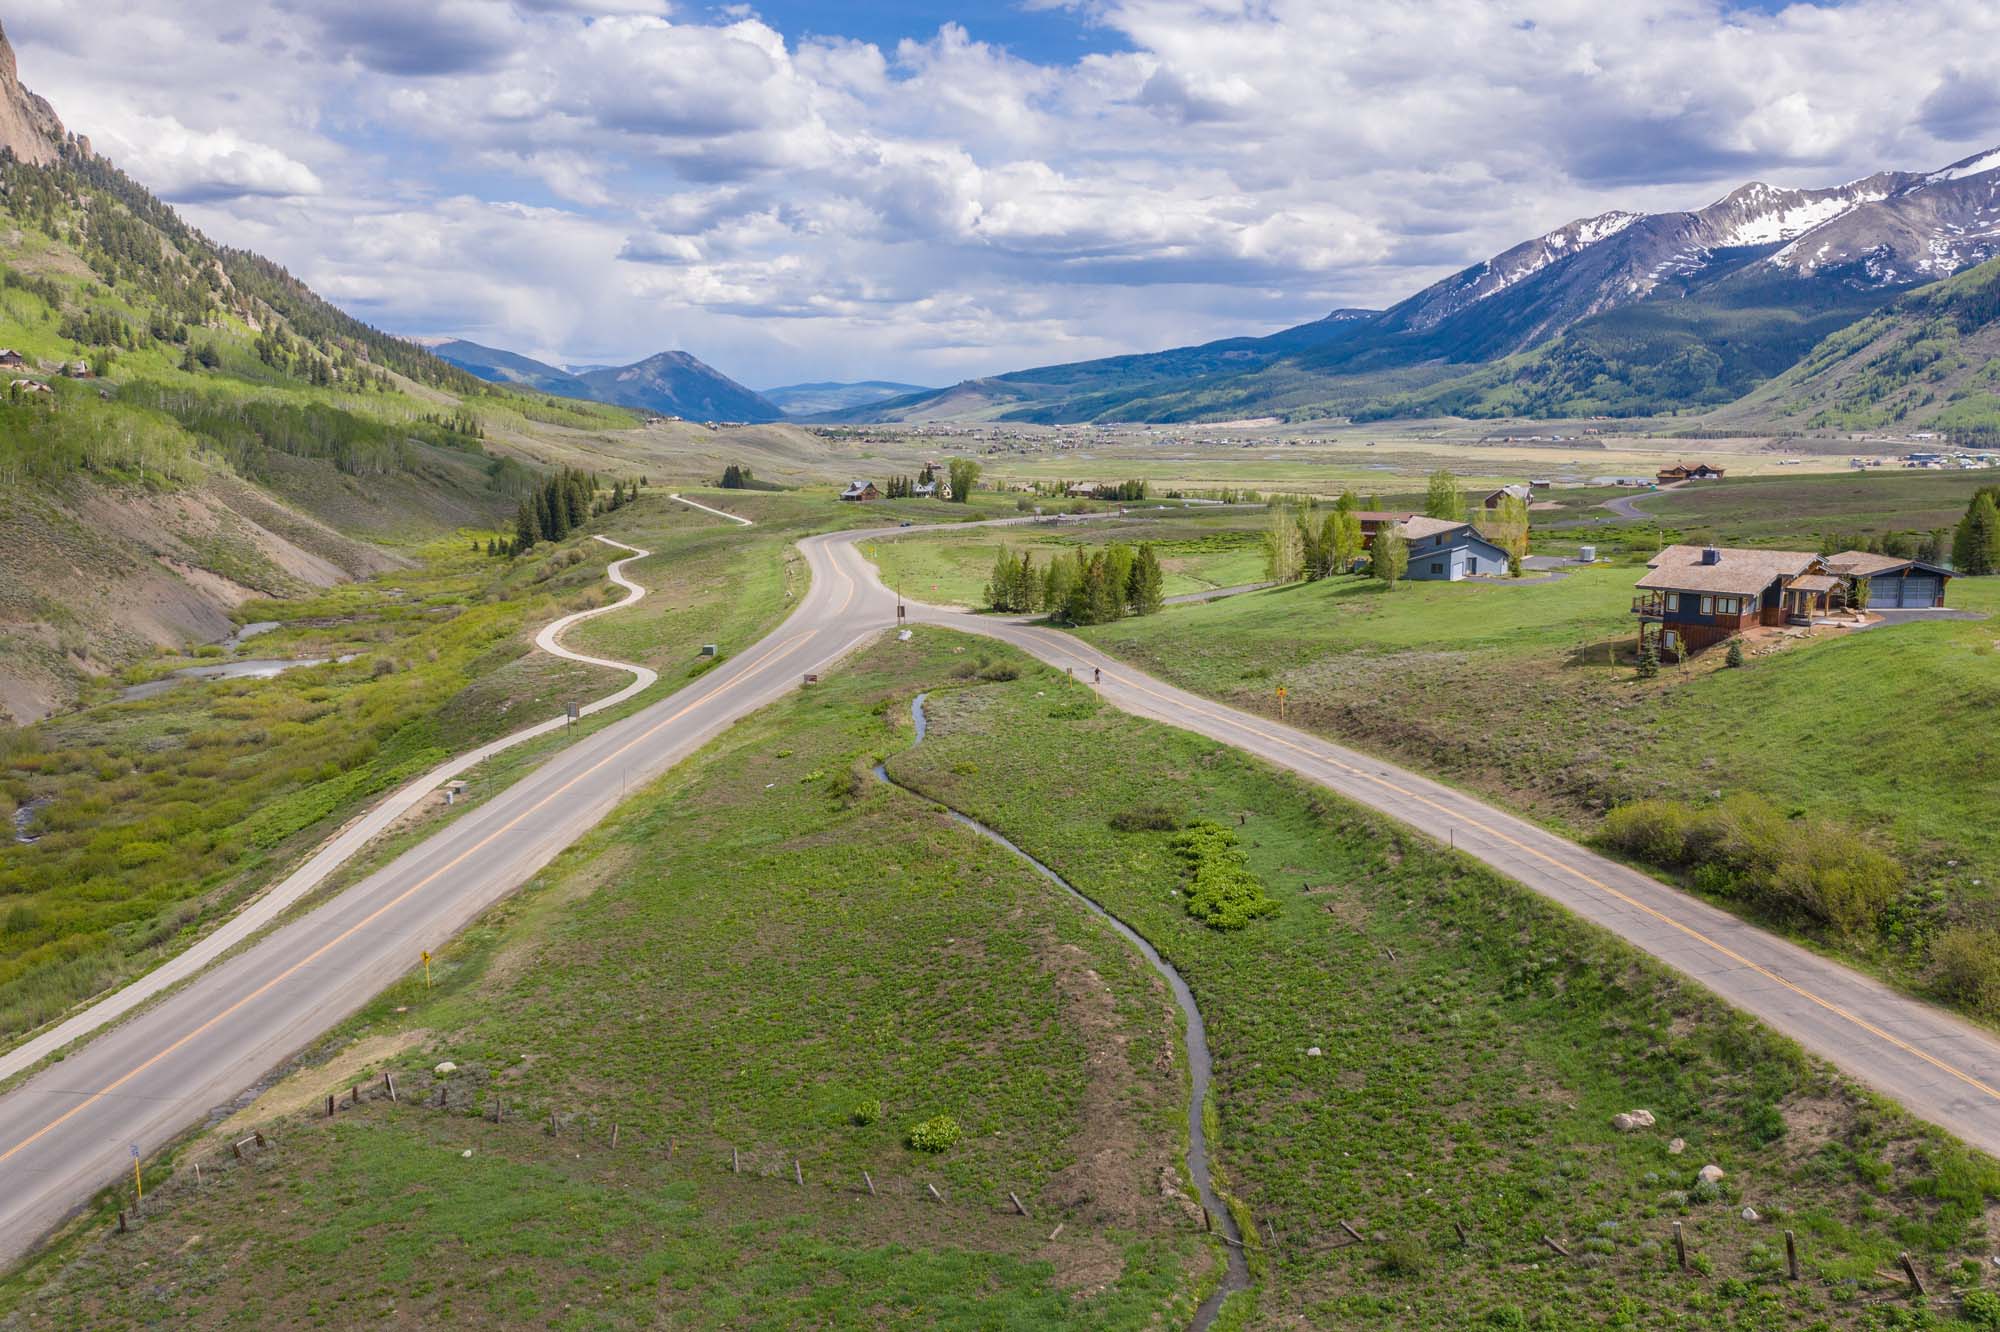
[1656,462,1726,484]
[839,480,880,502]
[1632,545,1840,654]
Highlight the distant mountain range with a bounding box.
[760,381,933,416]
[429,340,784,422]
[815,147,2000,425]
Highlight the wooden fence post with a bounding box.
[1899,1253,1925,1296]
[863,1169,876,1197]
[794,1159,803,1187]
[1454,1220,1468,1248]
[1010,1192,1030,1218]
[325,1093,335,1118]
[732,1148,740,1174]
[610,1124,619,1149]
[1673,1221,1686,1271]
[1339,1220,1365,1246]
[927,1183,944,1203]
[1784,1229,1797,1281]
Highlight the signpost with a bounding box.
[130,1143,141,1201]
[422,950,432,991]
[1276,685,1287,722]
[566,700,580,729]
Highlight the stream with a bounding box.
[875,692,1251,1329]
[119,653,359,702]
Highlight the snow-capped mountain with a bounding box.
[1766,148,2000,283]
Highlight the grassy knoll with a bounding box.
[0,490,798,1048]
[885,652,2000,1329]
[2,636,1206,1329]
[1074,561,2000,1016]
[866,511,1270,606]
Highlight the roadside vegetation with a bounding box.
[16,631,2000,1329]
[0,493,795,1050]
[2,635,1207,1328]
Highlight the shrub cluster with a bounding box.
[1599,793,1901,936]
[1109,803,1181,833]
[1170,821,1280,930]
[1931,927,2000,1015]
[905,1114,960,1153]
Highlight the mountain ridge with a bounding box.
[822,146,2000,425]
[430,339,783,422]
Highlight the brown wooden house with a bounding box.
[1632,545,1837,654]
[1655,462,1726,484]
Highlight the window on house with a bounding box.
[1700,595,1714,616]
[1717,597,1739,616]
[1429,562,1443,575]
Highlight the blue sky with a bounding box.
[13,1,2000,387]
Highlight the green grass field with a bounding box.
[866,512,1270,606]
[0,489,801,1051]
[1542,470,2000,548]
[18,631,1999,1329]
[4,635,1208,1329]
[1073,558,2000,1018]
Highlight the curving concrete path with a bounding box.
[0,535,655,1087]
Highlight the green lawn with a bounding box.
[14,630,1998,1330]
[1541,469,2000,549]
[1076,561,2000,1017]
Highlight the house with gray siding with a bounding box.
[1393,516,1513,581]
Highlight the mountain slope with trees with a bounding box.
[824,148,2000,425]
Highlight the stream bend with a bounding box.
[875,691,1251,1329]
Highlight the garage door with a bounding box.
[1893,575,1939,607]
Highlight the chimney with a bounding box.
[1701,547,1722,565]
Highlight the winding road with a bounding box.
[7,504,2000,1269]
[0,536,656,1090]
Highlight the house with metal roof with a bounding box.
[1632,545,1837,654]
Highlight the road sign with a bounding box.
[422,950,432,989]
[566,701,580,726]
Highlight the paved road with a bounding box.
[1163,581,1277,606]
[817,533,2000,1163]
[9,508,2000,1267]
[0,522,883,1264]
[0,537,659,1090]
[1600,483,1679,521]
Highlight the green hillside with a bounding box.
[0,141,653,720]
[1716,254,2000,438]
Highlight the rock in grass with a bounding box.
[433,1061,457,1077]
[1612,1109,1656,1131]
[1741,1207,1760,1222]
[1306,1046,1323,1058]
[1697,1164,1726,1185]
[1668,1137,1687,1155]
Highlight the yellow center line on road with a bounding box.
[1009,625,2000,1109]
[0,623,823,1169]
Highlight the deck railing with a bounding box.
[1631,593,1670,618]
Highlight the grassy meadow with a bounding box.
[3,634,1208,1329]
[0,490,796,1051]
[1070,551,2000,1017]
[17,631,2000,1329]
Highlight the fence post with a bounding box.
[863,1169,876,1197]
[385,1073,396,1102]
[794,1159,803,1187]
[325,1093,335,1118]
[1784,1229,1797,1281]
[117,1210,126,1234]
[732,1148,740,1174]
[610,1124,620,1149]
[1454,1220,1468,1248]
[1673,1221,1686,1271]
[927,1183,944,1203]
[1899,1252,1925,1296]
[1010,1192,1030,1218]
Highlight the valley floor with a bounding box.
[9,632,1998,1330]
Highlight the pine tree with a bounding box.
[1128,543,1165,615]
[1725,638,1745,668]
[1953,491,2000,575]
[514,500,537,553]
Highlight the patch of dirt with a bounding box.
[214,1028,430,1138]
[1774,1089,1855,1167]
[1035,933,1179,1289]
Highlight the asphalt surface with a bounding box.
[0,536,659,1089]
[0,517,882,1265]
[8,507,2000,1269]
[821,532,2000,1164]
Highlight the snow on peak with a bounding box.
[1927,146,2000,184]
[1716,192,1874,247]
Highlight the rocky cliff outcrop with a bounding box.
[0,22,65,167]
